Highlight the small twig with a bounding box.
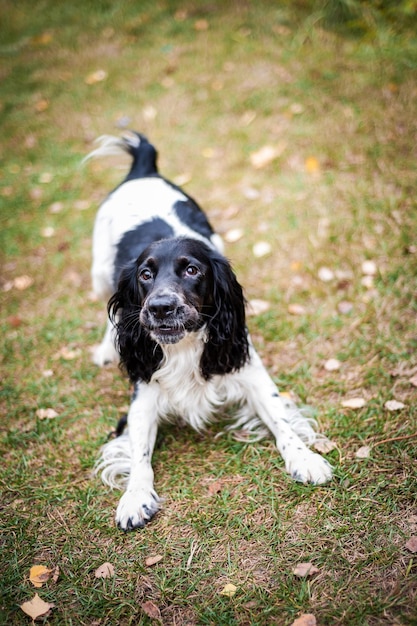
[372,431,417,448]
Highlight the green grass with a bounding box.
[1,1,417,624]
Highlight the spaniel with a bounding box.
[89,132,332,531]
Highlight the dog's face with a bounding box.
[136,238,213,344]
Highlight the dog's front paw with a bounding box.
[115,488,161,531]
[286,450,333,485]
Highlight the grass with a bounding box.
[1,0,417,624]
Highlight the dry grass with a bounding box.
[1,1,417,624]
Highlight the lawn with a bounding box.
[1,1,416,624]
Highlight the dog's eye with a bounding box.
[139,269,153,281]
[185,265,199,277]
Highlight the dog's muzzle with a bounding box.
[141,292,200,344]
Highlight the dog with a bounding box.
[88,132,333,531]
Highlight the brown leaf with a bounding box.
[207,480,223,496]
[409,374,417,387]
[405,536,417,553]
[145,555,163,567]
[20,594,55,620]
[94,562,115,578]
[293,562,320,578]
[291,614,317,626]
[141,600,162,620]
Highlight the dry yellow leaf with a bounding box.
[250,144,285,169]
[220,583,237,597]
[305,156,320,173]
[29,565,51,588]
[20,594,55,620]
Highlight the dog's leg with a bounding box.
[238,348,333,485]
[115,384,161,531]
[92,319,119,366]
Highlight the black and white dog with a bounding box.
[89,132,332,531]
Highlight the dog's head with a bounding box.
[108,237,249,382]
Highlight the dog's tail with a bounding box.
[84,131,159,179]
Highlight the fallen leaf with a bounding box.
[384,400,405,411]
[362,260,377,275]
[224,228,244,243]
[143,104,157,121]
[291,614,317,626]
[34,99,49,112]
[405,537,417,553]
[194,18,209,31]
[20,594,55,621]
[29,565,51,588]
[318,267,334,282]
[252,241,271,257]
[324,358,341,372]
[145,555,163,567]
[341,397,366,409]
[54,346,81,360]
[409,374,417,387]
[250,144,285,169]
[220,583,237,597]
[337,300,353,314]
[292,562,320,578]
[305,156,320,173]
[141,600,162,621]
[247,299,271,316]
[207,480,223,496]
[36,408,59,420]
[356,445,371,459]
[39,172,53,184]
[173,172,191,186]
[7,315,23,328]
[85,69,108,85]
[313,438,337,454]
[14,275,34,291]
[288,303,306,316]
[41,227,55,238]
[95,562,115,578]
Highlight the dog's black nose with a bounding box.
[147,294,178,320]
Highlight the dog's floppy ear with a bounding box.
[108,261,162,383]
[201,252,249,379]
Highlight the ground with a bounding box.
[1,1,417,624]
